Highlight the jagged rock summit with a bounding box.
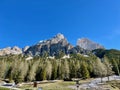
[25,33,73,56]
[77,38,104,50]
[0,46,22,56]
[23,46,30,52]
[37,33,67,45]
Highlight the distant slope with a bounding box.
[93,49,120,59]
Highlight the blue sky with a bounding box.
[0,0,120,49]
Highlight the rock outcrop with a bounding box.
[0,46,22,56]
[77,38,104,50]
[23,46,30,52]
[69,46,90,55]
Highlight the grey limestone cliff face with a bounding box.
[24,33,73,56]
[0,46,22,56]
[69,46,90,55]
[77,38,104,50]
[23,46,30,52]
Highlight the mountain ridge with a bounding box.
[0,33,104,56]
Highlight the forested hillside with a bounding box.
[0,52,119,84]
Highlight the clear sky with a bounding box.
[0,0,120,49]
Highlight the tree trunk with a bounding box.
[108,76,109,81]
[101,76,103,83]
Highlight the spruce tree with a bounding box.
[81,62,90,79]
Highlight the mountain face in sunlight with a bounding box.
[77,38,104,50]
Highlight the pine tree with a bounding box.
[103,57,114,81]
[81,62,90,79]
[46,61,52,80]
[57,63,62,79]
[41,68,46,80]
[0,60,7,79]
[51,60,57,80]
[27,60,39,81]
[93,58,107,82]
[63,60,70,79]
[69,60,77,78]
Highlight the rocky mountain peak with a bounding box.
[12,46,21,50]
[37,33,66,45]
[0,46,22,56]
[55,33,65,40]
[25,33,72,56]
[50,33,66,45]
[77,38,104,50]
[23,46,30,52]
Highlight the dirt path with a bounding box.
[68,75,120,90]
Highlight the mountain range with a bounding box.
[0,33,104,56]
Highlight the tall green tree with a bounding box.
[51,60,57,80]
[81,62,90,79]
[46,61,52,80]
[27,60,39,81]
[103,57,114,81]
[93,58,107,82]
[0,60,7,79]
[63,60,70,79]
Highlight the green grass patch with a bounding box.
[20,81,75,90]
[0,87,10,90]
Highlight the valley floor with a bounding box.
[0,75,120,90]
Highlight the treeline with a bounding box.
[93,49,120,75]
[0,54,119,83]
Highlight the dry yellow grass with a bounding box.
[20,80,75,90]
